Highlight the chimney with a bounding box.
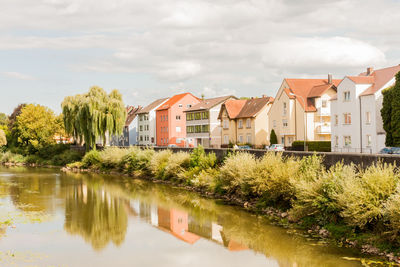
[328,73,332,84]
[367,67,374,76]
[262,94,267,98]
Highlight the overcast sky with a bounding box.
[1,0,400,114]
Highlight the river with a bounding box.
[0,166,378,266]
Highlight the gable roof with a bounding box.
[137,97,169,114]
[184,95,236,112]
[220,99,247,119]
[284,78,341,112]
[125,106,142,126]
[359,65,400,96]
[236,97,273,118]
[156,93,200,111]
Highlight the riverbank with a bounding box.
[59,146,400,264]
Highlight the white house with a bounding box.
[137,97,169,146]
[331,65,400,153]
[110,106,142,146]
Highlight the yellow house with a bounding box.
[268,75,341,147]
[218,96,273,148]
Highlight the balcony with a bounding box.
[315,123,331,134]
[316,107,330,116]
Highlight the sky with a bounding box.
[1,0,400,115]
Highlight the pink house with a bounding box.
[156,93,201,147]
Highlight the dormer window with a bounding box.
[179,104,183,107]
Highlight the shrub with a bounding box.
[384,185,400,237]
[290,162,355,223]
[189,146,216,169]
[0,151,25,163]
[297,154,325,181]
[218,152,258,197]
[164,152,191,180]
[253,153,300,207]
[51,150,82,166]
[291,141,331,152]
[99,147,131,169]
[82,150,102,168]
[149,150,173,178]
[270,129,278,145]
[122,147,155,173]
[191,169,220,190]
[337,162,399,228]
[25,155,43,164]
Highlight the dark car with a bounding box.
[379,147,393,154]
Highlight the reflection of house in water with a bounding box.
[157,207,201,244]
[128,200,248,251]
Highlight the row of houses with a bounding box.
[112,64,400,153]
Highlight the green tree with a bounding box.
[14,104,59,152]
[391,72,400,146]
[0,129,6,147]
[270,129,278,145]
[0,113,8,126]
[8,104,27,147]
[61,86,127,151]
[381,86,394,146]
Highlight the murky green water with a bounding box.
[0,167,376,266]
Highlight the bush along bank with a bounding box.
[63,146,400,263]
[0,144,83,167]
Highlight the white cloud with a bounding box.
[2,72,36,80]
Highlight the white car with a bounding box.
[268,144,285,151]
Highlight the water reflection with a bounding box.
[0,167,365,266]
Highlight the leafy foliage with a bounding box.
[0,129,6,147]
[14,104,60,153]
[0,113,8,126]
[381,72,400,146]
[61,86,127,151]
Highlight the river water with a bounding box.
[0,166,376,266]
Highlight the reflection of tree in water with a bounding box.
[64,182,128,251]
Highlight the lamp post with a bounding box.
[289,93,307,151]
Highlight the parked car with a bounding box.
[167,144,178,148]
[268,144,285,151]
[238,145,251,150]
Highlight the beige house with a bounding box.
[268,75,341,147]
[218,96,274,148]
[184,95,236,148]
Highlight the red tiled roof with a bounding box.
[284,78,341,112]
[360,65,400,96]
[156,93,200,111]
[347,76,375,84]
[222,99,247,119]
[308,84,336,98]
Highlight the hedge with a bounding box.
[291,141,331,152]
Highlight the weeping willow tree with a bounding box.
[61,86,127,151]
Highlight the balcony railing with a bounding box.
[315,124,331,134]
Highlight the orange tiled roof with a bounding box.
[156,93,200,111]
[222,99,247,119]
[236,97,273,118]
[284,78,341,112]
[359,65,400,96]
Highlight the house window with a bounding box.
[344,136,351,147]
[344,91,351,102]
[283,119,288,127]
[166,115,168,121]
[334,115,338,125]
[246,134,252,143]
[273,120,277,128]
[283,102,287,116]
[187,104,192,108]
[223,119,229,129]
[176,115,181,120]
[223,135,229,144]
[334,136,338,147]
[176,126,181,133]
[139,115,143,121]
[366,135,372,146]
[238,119,243,129]
[238,135,243,143]
[140,135,143,141]
[281,137,284,144]
[343,113,351,124]
[366,112,371,124]
[139,125,143,131]
[288,137,293,145]
[246,119,251,128]
[179,104,183,107]
[322,100,327,108]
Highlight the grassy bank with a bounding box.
[65,146,400,261]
